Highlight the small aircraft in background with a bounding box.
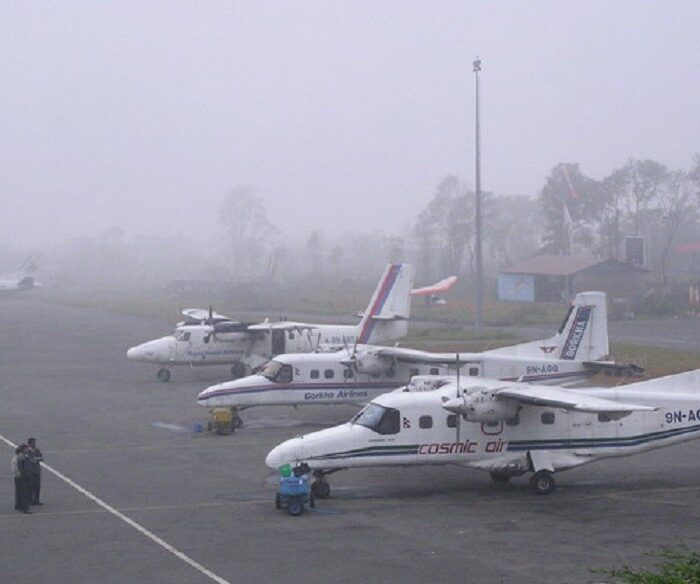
[197,291,643,421]
[265,369,700,498]
[0,256,40,296]
[128,263,419,382]
[410,275,458,306]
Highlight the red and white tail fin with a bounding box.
[356,264,415,343]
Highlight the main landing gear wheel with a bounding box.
[311,480,331,499]
[309,493,316,509]
[530,470,556,495]
[156,368,171,383]
[490,471,512,483]
[230,362,247,379]
[275,493,281,509]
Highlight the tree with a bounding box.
[219,186,277,277]
[539,163,601,256]
[414,176,477,279]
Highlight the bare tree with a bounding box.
[219,186,277,278]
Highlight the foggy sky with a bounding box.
[1,1,698,249]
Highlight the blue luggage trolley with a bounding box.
[275,464,315,516]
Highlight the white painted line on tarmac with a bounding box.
[0,433,232,584]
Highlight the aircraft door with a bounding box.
[271,330,285,356]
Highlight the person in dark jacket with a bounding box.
[11,444,31,513]
[27,437,43,505]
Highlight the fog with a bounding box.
[1,2,699,301]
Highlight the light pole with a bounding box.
[473,57,484,331]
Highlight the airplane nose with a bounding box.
[265,437,304,469]
[127,346,142,361]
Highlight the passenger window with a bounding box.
[598,413,611,423]
[419,416,433,429]
[310,369,319,379]
[203,334,210,344]
[446,415,457,428]
[410,368,420,378]
[485,421,499,428]
[343,368,354,379]
[430,368,439,375]
[505,413,520,426]
[541,412,555,425]
[469,367,479,377]
[324,369,334,379]
[370,372,381,379]
[183,332,191,342]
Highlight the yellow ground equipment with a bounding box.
[207,408,233,435]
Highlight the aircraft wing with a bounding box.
[182,308,232,323]
[373,346,480,365]
[247,321,319,332]
[495,385,656,413]
[410,276,458,297]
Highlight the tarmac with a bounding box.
[1,298,699,584]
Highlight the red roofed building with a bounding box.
[498,255,649,302]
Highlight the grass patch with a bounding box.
[594,548,700,583]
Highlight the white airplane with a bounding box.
[265,369,700,497]
[0,256,40,296]
[197,291,642,419]
[128,263,417,382]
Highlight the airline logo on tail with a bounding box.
[357,264,403,344]
[560,306,592,360]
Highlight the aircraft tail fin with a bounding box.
[486,291,609,362]
[356,263,415,343]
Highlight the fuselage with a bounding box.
[196,346,599,410]
[127,322,363,368]
[266,378,700,475]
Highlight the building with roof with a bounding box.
[498,255,649,302]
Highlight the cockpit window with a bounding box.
[260,360,293,384]
[351,403,400,435]
[175,330,191,342]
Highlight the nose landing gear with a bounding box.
[311,471,331,498]
[156,368,171,383]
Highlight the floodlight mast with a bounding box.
[473,57,484,331]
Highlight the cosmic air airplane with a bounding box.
[266,370,700,498]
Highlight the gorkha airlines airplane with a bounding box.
[266,369,700,497]
[128,263,418,382]
[197,291,642,418]
[0,256,40,296]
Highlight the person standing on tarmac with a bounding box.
[27,438,43,506]
[11,444,31,513]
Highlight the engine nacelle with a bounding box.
[442,390,519,423]
[354,353,392,376]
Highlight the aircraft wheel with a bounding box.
[530,470,556,495]
[230,362,247,379]
[231,408,244,429]
[275,493,281,509]
[309,493,316,509]
[490,471,511,483]
[287,500,303,516]
[156,368,171,383]
[311,480,330,499]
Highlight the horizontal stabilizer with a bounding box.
[411,275,458,297]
